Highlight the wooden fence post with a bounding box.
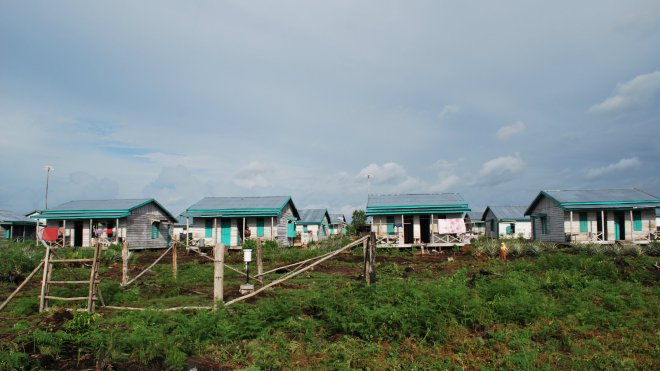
[364,232,377,285]
[172,241,178,279]
[213,243,225,310]
[256,239,263,277]
[121,241,129,286]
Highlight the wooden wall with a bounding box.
[277,203,295,247]
[529,196,565,242]
[126,203,172,250]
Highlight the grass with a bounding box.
[0,239,658,369]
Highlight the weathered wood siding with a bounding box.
[126,203,172,250]
[483,209,498,238]
[277,203,295,246]
[529,196,565,242]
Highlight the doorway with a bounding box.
[74,221,83,247]
[419,216,430,243]
[404,216,414,244]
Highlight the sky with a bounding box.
[1,1,659,218]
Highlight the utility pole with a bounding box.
[43,165,54,209]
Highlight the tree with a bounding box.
[351,209,366,229]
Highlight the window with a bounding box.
[540,217,548,234]
[151,223,160,239]
[579,212,588,233]
[205,219,213,238]
[303,225,308,232]
[633,211,642,231]
[490,220,495,232]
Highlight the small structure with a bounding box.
[366,193,471,247]
[172,216,190,241]
[296,209,331,243]
[524,189,660,244]
[31,199,176,249]
[482,206,532,239]
[329,214,347,236]
[464,211,485,238]
[0,210,37,241]
[183,196,300,248]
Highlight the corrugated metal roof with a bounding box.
[366,193,470,216]
[525,189,660,215]
[185,196,299,218]
[544,189,659,203]
[329,214,345,224]
[35,199,176,221]
[0,210,36,224]
[298,209,330,224]
[47,199,153,211]
[466,211,484,221]
[483,206,530,221]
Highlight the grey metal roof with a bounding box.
[35,199,176,220]
[543,189,659,203]
[329,213,345,224]
[466,211,484,221]
[0,210,36,225]
[525,189,660,215]
[187,196,291,210]
[298,209,330,224]
[368,193,466,207]
[483,206,530,221]
[47,199,153,211]
[366,193,470,216]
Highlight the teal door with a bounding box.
[205,219,213,238]
[257,218,265,237]
[221,219,232,246]
[287,222,296,238]
[5,229,9,239]
[613,212,625,241]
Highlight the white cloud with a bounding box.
[233,161,270,188]
[357,162,407,184]
[496,121,526,140]
[438,105,460,122]
[589,71,660,113]
[585,157,641,179]
[430,174,461,192]
[471,153,525,186]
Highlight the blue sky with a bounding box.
[1,1,659,217]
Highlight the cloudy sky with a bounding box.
[1,1,659,217]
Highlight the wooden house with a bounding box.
[296,209,331,243]
[329,214,346,236]
[366,193,471,247]
[32,199,176,249]
[183,196,300,247]
[0,210,37,241]
[524,189,660,244]
[464,211,485,238]
[482,206,532,239]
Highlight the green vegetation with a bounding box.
[0,240,658,369]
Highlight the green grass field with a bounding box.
[0,239,658,369]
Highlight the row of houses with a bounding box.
[2,188,659,249]
[366,188,660,247]
[2,196,346,249]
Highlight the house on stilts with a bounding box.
[524,189,660,244]
[464,211,485,238]
[296,209,331,244]
[183,196,300,248]
[482,206,532,239]
[0,210,37,241]
[329,214,347,236]
[31,199,177,249]
[366,193,471,248]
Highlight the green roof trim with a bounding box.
[367,208,470,216]
[32,198,176,221]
